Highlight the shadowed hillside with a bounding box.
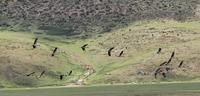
[0,0,199,37]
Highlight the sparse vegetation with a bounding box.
[0,0,199,37]
[1,19,200,87]
[1,1,200,96]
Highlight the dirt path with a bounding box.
[76,64,95,85]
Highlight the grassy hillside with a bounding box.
[1,19,200,87]
[86,19,200,84]
[0,32,85,88]
[0,0,199,37]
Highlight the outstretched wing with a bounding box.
[33,38,38,45]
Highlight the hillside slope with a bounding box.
[0,0,199,37]
[1,19,200,87]
[0,32,85,88]
[85,20,200,84]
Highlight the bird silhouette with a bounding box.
[178,60,184,68]
[59,75,66,80]
[167,58,172,64]
[58,72,70,80]
[154,67,168,79]
[108,47,114,56]
[157,48,162,54]
[81,44,88,51]
[51,47,58,57]
[154,68,161,79]
[167,52,175,64]
[162,73,166,78]
[38,71,45,78]
[26,72,35,77]
[68,70,72,76]
[118,51,124,57]
[160,62,168,66]
[165,67,171,72]
[32,38,38,49]
[171,52,175,58]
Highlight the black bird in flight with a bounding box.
[26,72,35,77]
[167,52,175,64]
[32,38,38,49]
[51,47,58,57]
[160,61,168,66]
[165,67,171,72]
[59,75,65,80]
[38,71,45,78]
[178,60,184,68]
[81,44,88,51]
[167,58,172,64]
[171,52,175,58]
[157,48,162,54]
[68,70,72,76]
[154,68,161,79]
[162,73,166,78]
[118,51,124,57]
[59,72,70,80]
[108,47,114,56]
[155,68,167,79]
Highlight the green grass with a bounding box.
[1,82,200,96]
[85,19,200,84]
[1,19,200,87]
[0,31,85,87]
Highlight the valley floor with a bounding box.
[1,82,200,96]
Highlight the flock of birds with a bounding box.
[79,38,185,79]
[27,38,73,80]
[25,70,73,80]
[30,37,125,81]
[154,49,184,79]
[30,36,185,81]
[81,43,124,57]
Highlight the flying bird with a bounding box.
[81,44,88,51]
[171,52,175,58]
[32,38,38,49]
[154,71,159,79]
[166,67,171,72]
[154,68,161,79]
[154,72,158,79]
[108,47,114,56]
[154,67,168,79]
[59,75,65,80]
[157,48,162,54]
[178,60,184,68]
[26,72,35,77]
[68,70,72,76]
[160,62,168,66]
[51,47,58,57]
[118,51,124,57]
[167,58,172,64]
[162,73,166,78]
[38,71,45,78]
[167,52,175,64]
